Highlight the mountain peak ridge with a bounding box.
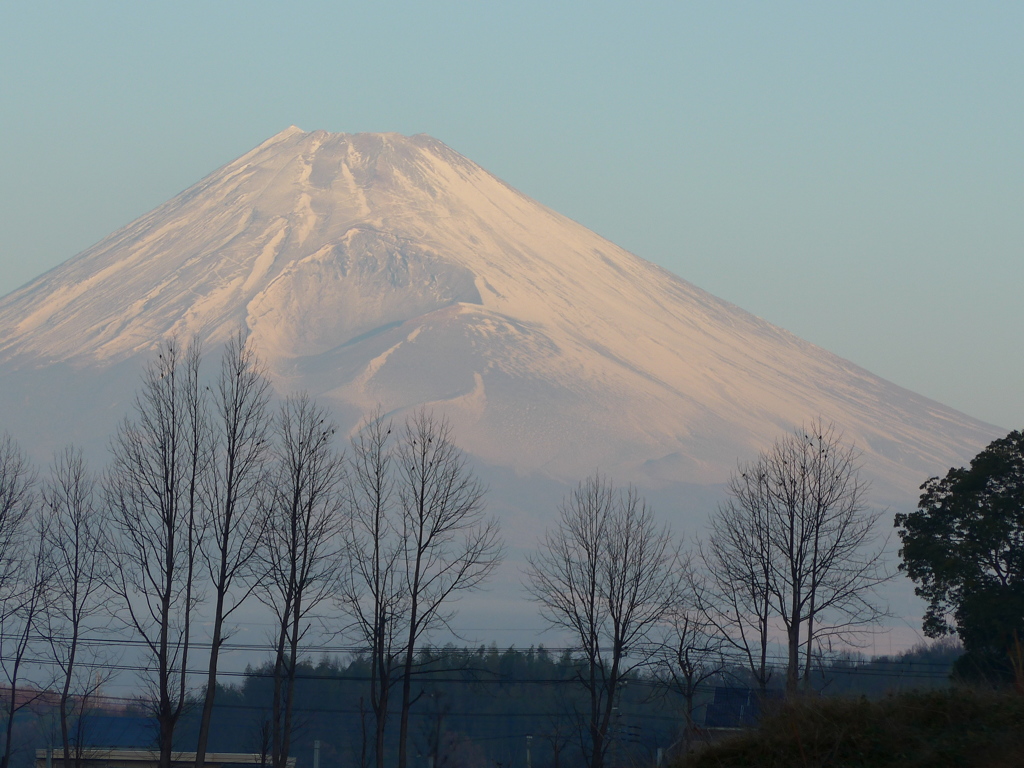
[0,128,1001,498]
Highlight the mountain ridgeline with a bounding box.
[0,127,1000,505]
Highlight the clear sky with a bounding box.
[2,2,1021,429]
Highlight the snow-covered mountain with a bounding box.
[0,127,1000,506]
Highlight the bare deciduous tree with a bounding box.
[659,567,726,749]
[705,419,890,696]
[42,446,112,768]
[699,484,775,694]
[195,333,273,768]
[339,410,500,768]
[0,434,36,768]
[258,394,344,768]
[1,516,49,768]
[526,474,681,768]
[337,412,404,768]
[0,433,34,615]
[105,340,208,768]
[393,410,502,768]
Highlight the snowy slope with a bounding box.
[0,127,1000,501]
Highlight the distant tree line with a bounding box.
[0,638,964,768]
[191,640,964,768]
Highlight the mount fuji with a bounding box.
[0,127,1000,515]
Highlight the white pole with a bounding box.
[313,740,321,768]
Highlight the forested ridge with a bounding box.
[2,641,963,768]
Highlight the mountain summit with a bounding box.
[0,128,999,499]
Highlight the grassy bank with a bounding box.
[675,688,1024,768]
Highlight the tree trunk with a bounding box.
[786,618,801,695]
[397,511,426,768]
[58,621,79,768]
[396,616,417,768]
[195,587,226,768]
[271,620,288,768]
[803,612,816,690]
[589,647,603,768]
[157,709,175,768]
[278,599,302,768]
[373,677,388,768]
[2,665,20,768]
[158,578,175,768]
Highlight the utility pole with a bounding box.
[526,735,533,768]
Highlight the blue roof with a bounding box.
[77,715,159,748]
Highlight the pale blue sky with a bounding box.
[2,1,1021,429]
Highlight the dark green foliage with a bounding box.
[814,639,963,697]
[172,643,962,768]
[175,645,681,768]
[674,688,1024,768]
[4,641,968,768]
[895,430,1024,680]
